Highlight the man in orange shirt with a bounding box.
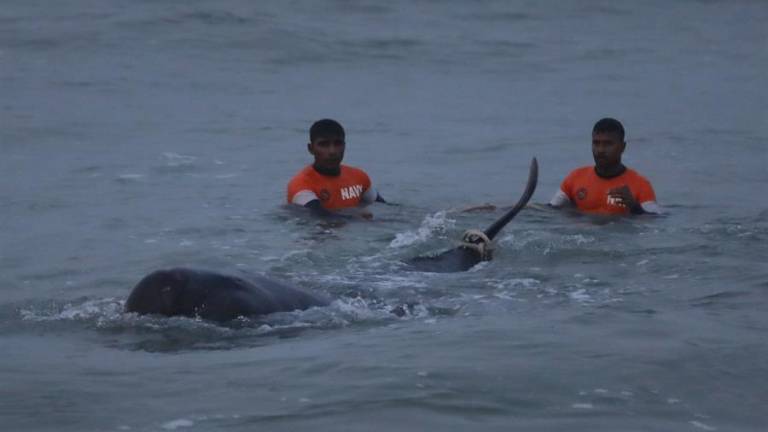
[287,119,385,218]
[549,118,661,215]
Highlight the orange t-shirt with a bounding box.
[286,165,372,210]
[557,166,657,215]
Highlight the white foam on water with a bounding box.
[307,273,356,286]
[260,248,311,262]
[158,414,243,430]
[467,261,490,272]
[330,297,382,321]
[572,403,594,409]
[488,278,541,290]
[255,323,273,333]
[162,152,197,166]
[484,278,542,300]
[564,234,596,245]
[19,297,247,336]
[161,419,194,430]
[369,275,429,291]
[540,233,598,255]
[569,289,592,303]
[116,174,145,181]
[21,298,124,322]
[689,420,717,431]
[389,211,454,248]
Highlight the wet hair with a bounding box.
[309,119,345,142]
[592,118,625,141]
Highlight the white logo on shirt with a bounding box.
[606,195,626,207]
[340,184,364,200]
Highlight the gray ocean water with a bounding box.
[2,1,767,431]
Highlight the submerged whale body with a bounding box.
[406,246,486,273]
[405,157,538,273]
[125,268,328,322]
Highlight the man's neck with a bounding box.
[313,163,341,177]
[594,163,626,179]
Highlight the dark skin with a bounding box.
[308,135,345,176]
[592,131,644,214]
[303,134,386,220]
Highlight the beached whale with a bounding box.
[405,157,538,273]
[125,268,328,322]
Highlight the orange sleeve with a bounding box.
[360,170,372,192]
[560,171,576,201]
[287,174,311,204]
[634,176,657,204]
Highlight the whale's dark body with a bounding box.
[406,157,538,273]
[125,159,537,319]
[125,268,328,322]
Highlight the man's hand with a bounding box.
[608,185,643,214]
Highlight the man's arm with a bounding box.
[362,186,392,205]
[290,189,345,219]
[548,190,572,208]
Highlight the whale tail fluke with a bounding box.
[483,157,538,240]
[405,157,538,273]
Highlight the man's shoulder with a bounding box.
[340,165,371,181]
[341,164,368,175]
[565,165,594,180]
[624,168,653,185]
[292,164,315,177]
[287,165,315,186]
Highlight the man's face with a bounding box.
[308,134,345,170]
[592,131,625,169]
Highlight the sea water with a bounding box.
[1,1,767,431]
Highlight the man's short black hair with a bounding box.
[592,117,625,141]
[310,119,345,142]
